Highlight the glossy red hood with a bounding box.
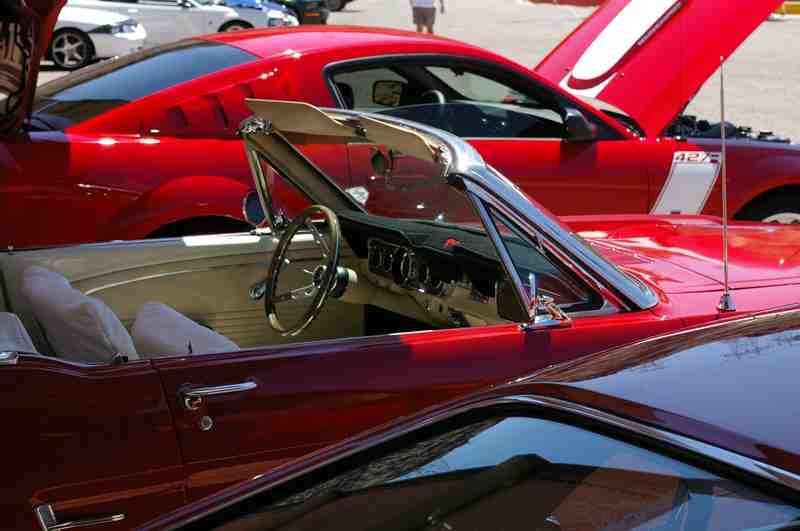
[535,0,783,137]
[0,0,64,135]
[564,215,800,294]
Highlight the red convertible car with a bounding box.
[141,306,800,531]
[2,0,795,249]
[6,94,800,530]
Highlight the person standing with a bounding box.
[410,0,444,34]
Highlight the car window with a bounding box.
[31,41,257,129]
[211,414,800,531]
[330,61,567,139]
[487,206,599,312]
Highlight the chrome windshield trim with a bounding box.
[505,395,800,493]
[242,105,658,311]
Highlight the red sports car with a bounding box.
[6,92,800,529]
[141,305,800,531]
[2,0,794,249]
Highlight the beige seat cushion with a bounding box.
[132,302,239,357]
[0,312,37,354]
[20,266,138,362]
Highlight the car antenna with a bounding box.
[717,55,736,313]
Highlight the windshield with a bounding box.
[31,40,256,130]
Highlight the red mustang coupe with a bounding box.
[2,0,795,249]
[141,306,800,531]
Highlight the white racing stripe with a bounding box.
[651,151,721,215]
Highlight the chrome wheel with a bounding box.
[51,30,91,70]
[763,212,800,224]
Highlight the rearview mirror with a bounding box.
[242,190,266,228]
[372,80,406,107]
[564,108,597,142]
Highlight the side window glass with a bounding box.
[332,62,566,139]
[487,206,599,312]
[236,415,800,531]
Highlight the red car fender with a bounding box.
[730,153,800,217]
[102,174,251,240]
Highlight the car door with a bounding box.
[0,353,185,530]
[90,0,202,45]
[328,58,650,217]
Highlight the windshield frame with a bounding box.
[240,103,658,313]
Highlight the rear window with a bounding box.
[32,40,257,129]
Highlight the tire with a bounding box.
[737,194,800,224]
[49,29,94,71]
[219,21,253,32]
[327,0,345,10]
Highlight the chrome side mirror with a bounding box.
[524,272,571,331]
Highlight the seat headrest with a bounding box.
[20,267,138,363]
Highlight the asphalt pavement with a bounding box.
[39,0,800,142]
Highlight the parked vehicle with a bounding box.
[8,89,800,528]
[141,306,800,530]
[197,0,300,26]
[50,5,146,69]
[67,0,292,46]
[326,0,352,11]
[270,0,328,23]
[5,0,797,249]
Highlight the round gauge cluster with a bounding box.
[368,239,443,293]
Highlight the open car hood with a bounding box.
[535,0,783,137]
[1,0,64,135]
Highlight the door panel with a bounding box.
[91,0,201,46]
[469,138,650,216]
[0,232,363,354]
[154,310,684,502]
[0,355,184,530]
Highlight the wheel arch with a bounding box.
[102,174,253,240]
[735,184,800,221]
[218,19,255,32]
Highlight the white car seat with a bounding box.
[20,266,238,362]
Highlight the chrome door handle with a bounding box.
[35,504,124,531]
[181,380,258,411]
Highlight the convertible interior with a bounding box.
[0,101,600,365]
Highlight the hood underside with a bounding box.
[535,0,783,137]
[1,0,65,135]
[564,215,800,293]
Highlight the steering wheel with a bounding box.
[420,89,447,122]
[264,205,342,336]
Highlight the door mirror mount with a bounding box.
[564,108,597,142]
[522,272,571,331]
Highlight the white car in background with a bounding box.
[50,6,146,70]
[68,0,294,48]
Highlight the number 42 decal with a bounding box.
[651,151,721,215]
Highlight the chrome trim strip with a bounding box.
[35,504,125,531]
[505,395,800,493]
[0,351,18,365]
[183,380,258,398]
